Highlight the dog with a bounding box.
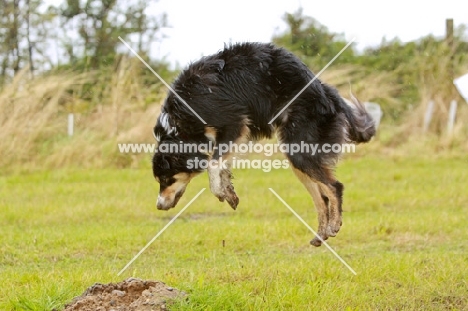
[152,42,375,246]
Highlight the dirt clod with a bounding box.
[64,278,186,311]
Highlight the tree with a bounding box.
[59,0,167,70]
[273,8,355,67]
[0,0,56,83]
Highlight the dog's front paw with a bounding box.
[224,185,239,210]
[212,185,239,210]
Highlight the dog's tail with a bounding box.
[340,95,376,143]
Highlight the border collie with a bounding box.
[152,42,375,246]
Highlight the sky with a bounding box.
[146,0,468,68]
[42,0,468,69]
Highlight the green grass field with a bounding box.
[1,155,467,310]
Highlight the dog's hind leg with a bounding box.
[291,164,344,246]
[316,179,343,241]
[278,124,344,245]
[292,168,330,246]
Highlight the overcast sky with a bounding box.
[147,0,468,68]
[43,0,468,68]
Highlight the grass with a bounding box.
[1,154,468,310]
[0,61,165,172]
[2,27,468,310]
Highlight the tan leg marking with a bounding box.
[292,168,329,247]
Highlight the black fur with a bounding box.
[153,42,374,148]
[152,42,376,245]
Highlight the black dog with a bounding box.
[152,42,375,246]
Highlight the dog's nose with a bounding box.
[157,195,171,210]
[157,195,164,209]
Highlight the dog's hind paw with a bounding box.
[310,234,328,247]
[326,220,342,237]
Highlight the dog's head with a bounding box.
[152,115,211,210]
[152,152,203,210]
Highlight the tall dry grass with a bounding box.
[405,41,466,131]
[320,64,402,115]
[0,57,164,172]
[2,46,467,172]
[321,40,468,154]
[0,70,84,170]
[388,40,468,151]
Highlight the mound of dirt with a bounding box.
[63,278,187,311]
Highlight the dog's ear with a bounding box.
[161,157,170,170]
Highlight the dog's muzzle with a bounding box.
[156,190,184,210]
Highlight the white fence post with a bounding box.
[423,100,434,133]
[68,113,74,137]
[447,100,457,134]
